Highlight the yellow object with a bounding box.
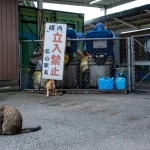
[22,68,30,73]
[64,54,69,65]
[80,57,88,74]
[32,71,49,89]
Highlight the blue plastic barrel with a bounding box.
[115,77,126,89]
[85,28,114,58]
[98,77,114,90]
[115,68,127,79]
[66,28,77,55]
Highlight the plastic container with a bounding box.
[98,77,114,90]
[66,28,77,55]
[32,71,49,89]
[85,28,114,58]
[115,77,126,89]
[115,68,128,79]
[89,58,111,87]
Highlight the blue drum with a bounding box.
[85,28,114,58]
[115,68,127,79]
[66,28,77,55]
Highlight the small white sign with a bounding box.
[42,23,67,80]
[93,40,107,48]
[66,37,71,47]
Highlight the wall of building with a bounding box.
[0,0,18,87]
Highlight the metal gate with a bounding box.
[19,37,132,92]
[131,34,150,91]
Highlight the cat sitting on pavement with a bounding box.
[0,105,41,135]
[46,79,57,97]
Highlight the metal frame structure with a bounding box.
[18,0,136,9]
[84,4,150,34]
[18,1,150,36]
[18,0,138,36]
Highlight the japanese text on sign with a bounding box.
[42,23,67,80]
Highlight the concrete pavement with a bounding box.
[0,92,150,150]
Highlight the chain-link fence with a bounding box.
[19,37,131,92]
[131,34,150,91]
[19,40,44,90]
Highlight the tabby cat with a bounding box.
[0,105,41,135]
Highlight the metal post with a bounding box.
[104,6,107,29]
[37,0,43,39]
[127,37,131,92]
[19,41,22,91]
[131,36,135,91]
[38,0,43,9]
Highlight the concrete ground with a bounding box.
[0,91,150,150]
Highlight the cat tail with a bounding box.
[21,126,41,134]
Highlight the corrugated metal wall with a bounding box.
[0,0,18,81]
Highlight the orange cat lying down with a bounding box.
[46,79,56,97]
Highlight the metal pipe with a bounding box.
[37,0,43,10]
[127,37,131,92]
[19,37,128,42]
[104,6,107,29]
[18,42,22,91]
[113,17,138,30]
[132,34,150,38]
[37,0,43,39]
[135,72,150,87]
[131,37,135,90]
